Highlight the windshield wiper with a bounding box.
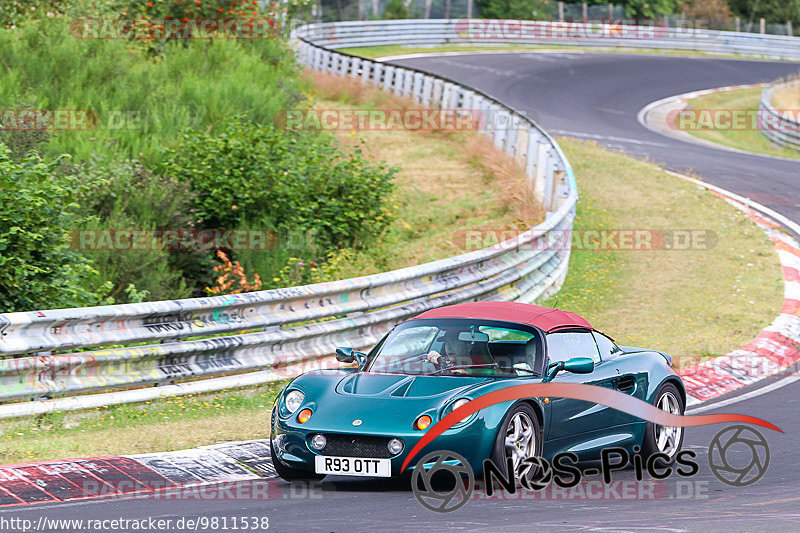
[429,363,500,375]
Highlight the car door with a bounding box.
[593,331,649,428]
[543,329,620,446]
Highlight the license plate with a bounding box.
[314,456,391,477]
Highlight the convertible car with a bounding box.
[270,301,686,481]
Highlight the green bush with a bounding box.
[0,143,110,312]
[157,119,397,254]
[75,157,198,302]
[0,16,304,164]
[383,0,410,19]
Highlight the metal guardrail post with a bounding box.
[371,62,383,85]
[491,104,507,149]
[402,69,414,97]
[338,54,350,76]
[448,84,460,110]
[441,82,453,110]
[412,72,424,103]
[382,65,395,91]
[506,115,520,156]
[525,127,538,185]
[432,79,444,107]
[421,76,433,106]
[543,147,555,212]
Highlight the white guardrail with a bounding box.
[759,82,800,152]
[294,19,800,60]
[0,21,580,418]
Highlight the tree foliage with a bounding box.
[0,144,110,312]
[157,119,397,253]
[476,0,551,19]
[727,0,800,26]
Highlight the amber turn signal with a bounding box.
[414,414,432,430]
[297,408,313,424]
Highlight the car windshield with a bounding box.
[366,318,543,377]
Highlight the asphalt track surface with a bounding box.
[4,52,800,532]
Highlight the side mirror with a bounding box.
[335,347,367,367]
[335,347,355,363]
[564,357,595,374]
[545,356,595,381]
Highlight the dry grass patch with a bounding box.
[771,77,800,110]
[305,71,544,276]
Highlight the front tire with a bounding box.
[488,403,542,483]
[641,382,685,463]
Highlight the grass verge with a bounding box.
[0,380,289,465]
[543,138,784,367]
[679,87,800,159]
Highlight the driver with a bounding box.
[426,330,470,371]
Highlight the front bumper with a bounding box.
[271,414,495,477]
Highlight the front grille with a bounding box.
[319,434,393,458]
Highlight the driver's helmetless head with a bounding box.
[443,332,468,356]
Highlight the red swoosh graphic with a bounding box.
[401,383,781,472]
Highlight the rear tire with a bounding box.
[641,382,685,464]
[488,403,543,484]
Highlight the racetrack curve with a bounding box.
[3,52,800,532]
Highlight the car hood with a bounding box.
[335,372,490,398]
[285,370,523,435]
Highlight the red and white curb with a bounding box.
[673,181,800,406]
[0,441,276,507]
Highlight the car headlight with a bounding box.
[450,398,470,412]
[444,397,473,425]
[284,390,305,413]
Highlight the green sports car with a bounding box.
[270,301,686,481]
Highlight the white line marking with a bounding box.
[687,373,800,413]
[549,129,667,146]
[377,49,585,62]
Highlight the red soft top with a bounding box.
[411,301,594,333]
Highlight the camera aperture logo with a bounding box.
[708,425,770,487]
[411,451,474,513]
